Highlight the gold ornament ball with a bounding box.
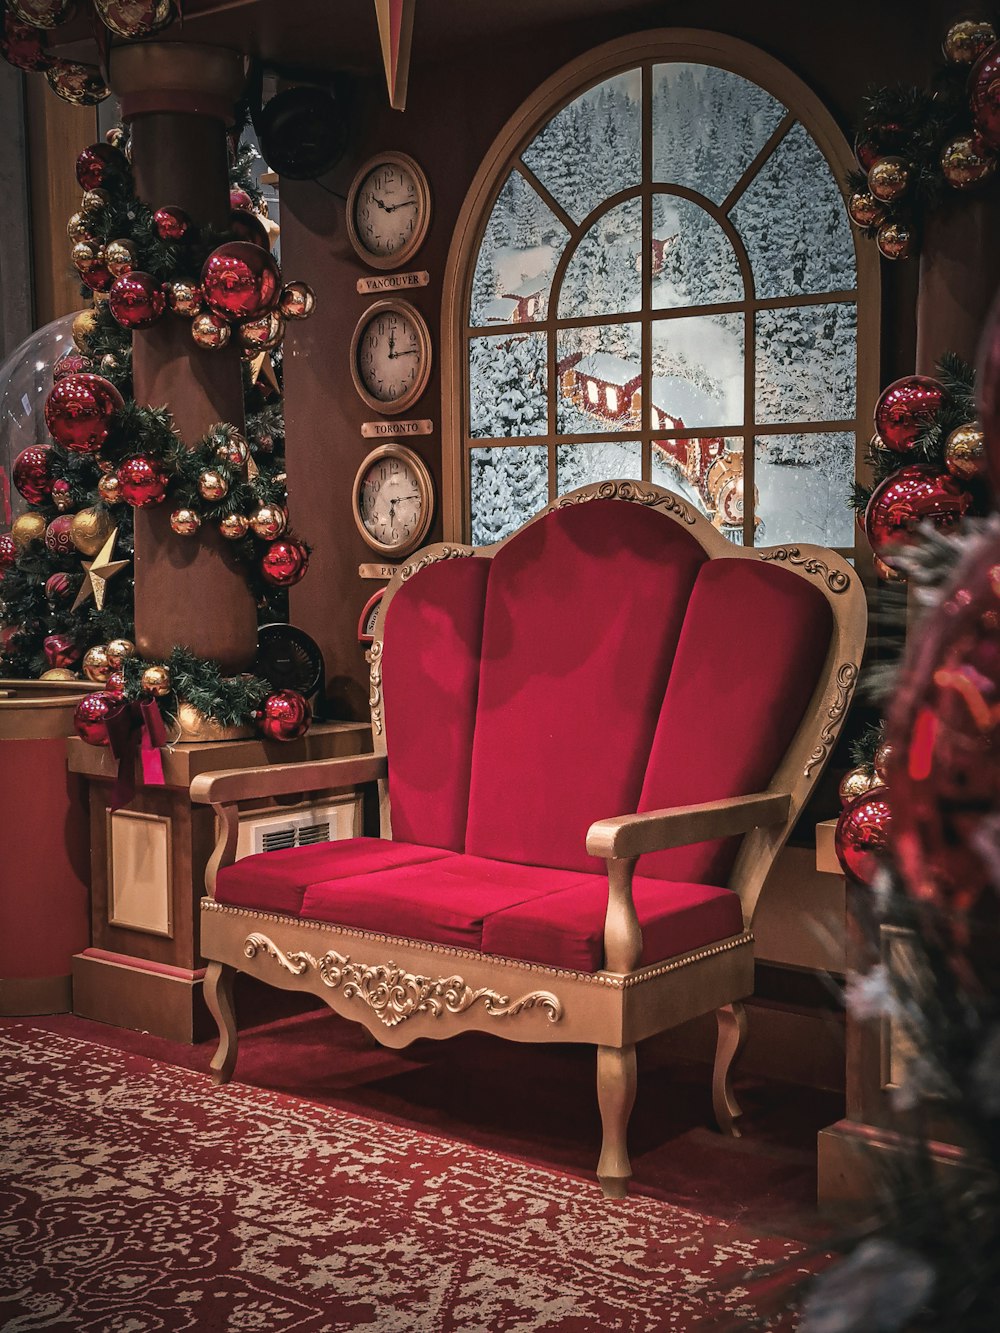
[100,353,119,375]
[69,506,113,556]
[11,512,47,548]
[847,191,885,228]
[141,664,172,697]
[198,469,229,502]
[105,238,137,276]
[942,19,997,64]
[215,431,249,467]
[218,513,250,541]
[279,281,316,320]
[72,308,98,350]
[944,422,987,480]
[940,134,997,190]
[868,156,912,202]
[238,310,285,352]
[80,187,110,213]
[874,741,894,784]
[105,638,135,669]
[166,280,202,318]
[71,241,98,273]
[40,668,78,681]
[839,765,879,805]
[876,219,915,260]
[67,212,95,243]
[97,473,124,505]
[191,311,231,350]
[170,507,202,536]
[82,644,112,683]
[249,503,287,540]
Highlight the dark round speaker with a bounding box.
[256,86,348,181]
[254,623,324,698]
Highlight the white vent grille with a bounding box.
[236,799,360,860]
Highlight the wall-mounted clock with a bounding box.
[352,443,434,558]
[346,151,431,269]
[350,299,432,415]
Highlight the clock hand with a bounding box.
[393,348,419,357]
[387,329,396,359]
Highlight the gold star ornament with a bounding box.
[71,527,130,612]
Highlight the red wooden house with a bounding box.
[570,353,641,422]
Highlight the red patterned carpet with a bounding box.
[0,1024,812,1331]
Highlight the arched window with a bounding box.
[442,31,879,551]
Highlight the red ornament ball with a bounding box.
[12,444,54,503]
[834,787,891,885]
[152,205,194,243]
[109,271,165,329]
[229,188,253,211]
[864,464,973,570]
[53,350,92,380]
[201,241,281,320]
[0,533,17,570]
[970,42,1000,150]
[45,373,123,454]
[44,633,80,669]
[44,514,74,555]
[261,539,309,587]
[81,261,114,293]
[230,208,269,249]
[118,455,169,507]
[1,14,50,71]
[75,141,127,191]
[256,689,312,743]
[874,375,946,453]
[45,61,109,106]
[104,670,125,698]
[51,478,73,511]
[73,691,117,746]
[44,572,71,600]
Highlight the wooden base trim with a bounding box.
[72,951,211,1043]
[818,1118,968,1212]
[0,974,73,1016]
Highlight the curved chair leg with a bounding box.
[713,1001,749,1137]
[204,961,238,1085]
[597,1044,637,1199]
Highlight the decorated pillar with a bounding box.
[916,195,1000,376]
[109,43,258,674]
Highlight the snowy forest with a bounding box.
[466,62,858,549]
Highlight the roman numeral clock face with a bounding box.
[350,300,432,415]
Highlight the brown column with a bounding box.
[109,44,258,674]
[916,193,1000,376]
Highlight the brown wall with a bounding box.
[280,0,947,718]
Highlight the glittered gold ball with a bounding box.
[82,643,112,683]
[214,431,248,467]
[40,667,78,681]
[72,308,99,350]
[238,309,285,352]
[249,503,287,540]
[105,238,137,276]
[97,473,124,505]
[942,19,997,65]
[105,638,135,668]
[279,281,316,320]
[218,512,249,540]
[11,512,47,548]
[940,134,997,189]
[839,765,880,805]
[944,421,987,480]
[847,191,885,228]
[71,241,99,272]
[166,280,203,318]
[874,741,894,784]
[191,311,231,350]
[876,219,915,260]
[170,507,201,536]
[69,505,114,555]
[198,469,228,502]
[868,156,912,202]
[141,664,172,697]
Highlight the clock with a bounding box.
[346,151,431,269]
[350,299,432,415]
[353,443,434,558]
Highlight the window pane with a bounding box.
[469,332,548,439]
[556,323,641,434]
[652,64,786,204]
[651,313,744,428]
[556,440,642,494]
[652,195,743,309]
[756,302,856,424]
[559,198,642,318]
[653,436,745,536]
[522,72,641,225]
[754,432,856,547]
[470,171,569,326]
[732,122,856,299]
[471,445,548,544]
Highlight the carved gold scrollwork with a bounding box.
[400,546,473,581]
[553,480,696,524]
[804,661,859,776]
[243,933,564,1029]
[760,547,851,594]
[366,639,383,736]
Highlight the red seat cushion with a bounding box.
[465,498,706,873]
[481,875,745,972]
[214,838,454,917]
[299,855,598,950]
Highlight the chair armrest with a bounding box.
[190,752,388,806]
[586,791,791,861]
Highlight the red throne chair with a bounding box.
[193,481,866,1197]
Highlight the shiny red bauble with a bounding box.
[75,141,127,191]
[81,262,114,293]
[104,670,125,699]
[109,271,166,329]
[834,787,891,885]
[53,350,92,380]
[864,464,973,570]
[152,205,194,243]
[0,533,17,570]
[44,633,80,669]
[201,241,281,320]
[230,208,269,249]
[229,188,253,211]
[44,572,71,600]
[261,539,309,587]
[73,691,117,746]
[874,375,946,453]
[12,444,54,503]
[256,689,311,742]
[44,373,123,454]
[44,514,74,555]
[118,455,169,507]
[1,14,49,71]
[970,42,1000,149]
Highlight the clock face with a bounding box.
[348,153,430,268]
[352,301,430,412]
[354,445,434,557]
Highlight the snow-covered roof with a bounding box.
[575,353,641,386]
[480,296,520,322]
[649,376,717,426]
[502,277,547,298]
